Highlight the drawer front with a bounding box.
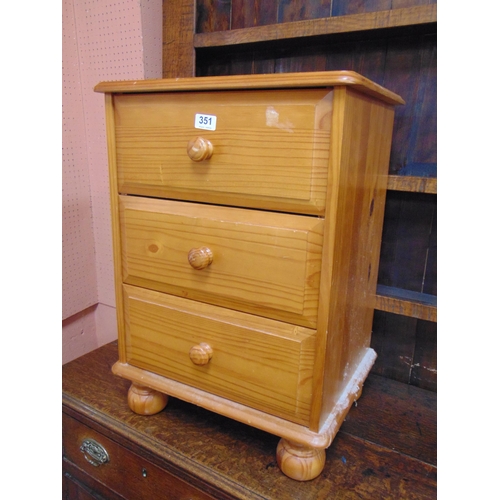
[123,285,316,425]
[62,413,215,500]
[113,89,332,214]
[120,195,323,328]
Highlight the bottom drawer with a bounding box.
[123,285,316,425]
[62,413,215,500]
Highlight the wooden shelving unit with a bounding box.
[375,285,436,322]
[387,175,437,194]
[375,174,437,322]
[163,0,438,387]
[193,4,437,48]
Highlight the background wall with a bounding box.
[62,0,163,363]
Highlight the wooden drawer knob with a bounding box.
[187,137,213,161]
[188,246,213,270]
[189,343,213,366]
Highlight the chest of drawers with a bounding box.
[95,71,404,481]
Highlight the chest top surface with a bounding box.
[94,70,404,105]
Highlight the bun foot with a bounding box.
[127,383,168,415]
[276,438,326,481]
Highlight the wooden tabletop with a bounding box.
[63,341,436,499]
[94,71,405,105]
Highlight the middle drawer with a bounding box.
[119,195,324,328]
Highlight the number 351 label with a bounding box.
[195,113,217,131]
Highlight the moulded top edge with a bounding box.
[94,70,405,106]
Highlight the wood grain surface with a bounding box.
[63,342,437,499]
[119,196,324,327]
[312,87,395,430]
[375,285,437,322]
[163,0,196,78]
[122,285,316,424]
[112,88,332,214]
[95,70,405,106]
[193,4,436,47]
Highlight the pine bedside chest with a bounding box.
[94,71,404,481]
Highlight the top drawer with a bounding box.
[113,89,332,214]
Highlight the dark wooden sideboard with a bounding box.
[62,341,436,499]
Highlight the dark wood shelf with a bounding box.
[193,5,437,48]
[387,175,437,194]
[375,285,437,322]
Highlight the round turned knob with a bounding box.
[187,137,213,162]
[189,343,213,366]
[188,246,213,270]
